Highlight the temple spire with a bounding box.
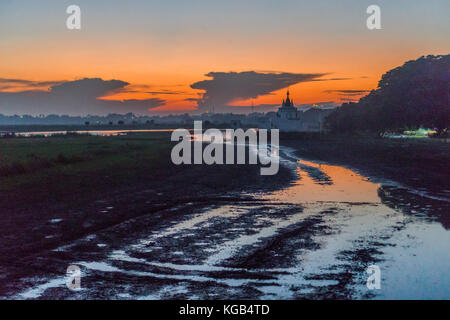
[283,89,292,107]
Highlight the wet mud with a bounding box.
[2,146,449,300]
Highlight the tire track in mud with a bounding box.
[13,147,346,299]
[13,148,372,299]
[222,209,338,269]
[12,146,450,300]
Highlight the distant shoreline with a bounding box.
[0,124,186,133]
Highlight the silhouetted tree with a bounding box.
[327,55,450,136]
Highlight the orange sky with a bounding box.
[1,1,449,114]
[0,37,429,112]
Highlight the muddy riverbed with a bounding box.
[5,146,450,300]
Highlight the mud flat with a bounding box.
[4,142,449,299]
[1,134,449,299]
[0,133,292,297]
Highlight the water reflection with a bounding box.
[15,129,178,137]
[267,159,382,203]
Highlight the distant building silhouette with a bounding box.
[270,90,333,132]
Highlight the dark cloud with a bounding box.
[99,84,191,97]
[50,78,129,99]
[34,80,67,87]
[0,85,15,90]
[0,78,36,85]
[100,98,166,113]
[311,77,352,82]
[0,78,67,89]
[145,90,190,95]
[337,93,367,97]
[324,89,370,94]
[325,89,370,102]
[0,78,165,115]
[111,83,153,94]
[190,71,328,113]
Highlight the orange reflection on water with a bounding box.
[269,159,381,204]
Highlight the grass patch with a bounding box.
[0,132,173,195]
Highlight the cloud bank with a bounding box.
[324,89,370,95]
[0,78,165,116]
[190,71,328,113]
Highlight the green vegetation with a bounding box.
[0,132,293,265]
[0,132,173,194]
[327,55,450,136]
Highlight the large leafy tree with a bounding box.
[327,55,450,136]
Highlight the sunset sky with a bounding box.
[0,0,449,115]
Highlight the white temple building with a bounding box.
[270,90,333,132]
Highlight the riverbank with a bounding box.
[2,133,449,299]
[0,132,293,296]
[0,124,177,133]
[0,122,242,134]
[7,139,449,300]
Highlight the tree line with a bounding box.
[326,55,449,136]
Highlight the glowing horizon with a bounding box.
[1,0,449,115]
